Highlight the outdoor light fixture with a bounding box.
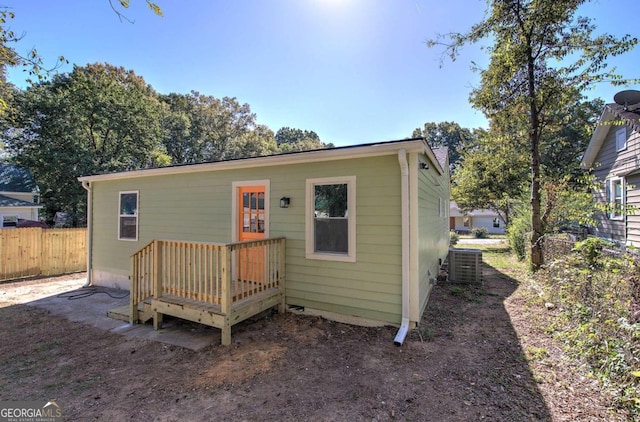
[280,197,290,208]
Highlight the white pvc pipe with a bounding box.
[394,149,411,346]
[81,181,92,288]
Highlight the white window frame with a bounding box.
[1,215,18,228]
[118,190,139,241]
[492,217,500,228]
[615,127,627,152]
[305,176,356,263]
[608,177,624,221]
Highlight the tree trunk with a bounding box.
[527,45,544,271]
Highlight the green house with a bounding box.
[78,138,450,344]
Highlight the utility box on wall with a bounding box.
[448,248,482,284]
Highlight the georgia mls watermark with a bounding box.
[0,401,62,422]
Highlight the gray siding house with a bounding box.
[581,103,640,245]
[0,164,42,227]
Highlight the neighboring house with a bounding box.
[581,102,640,246]
[0,163,42,227]
[449,202,505,234]
[78,138,450,342]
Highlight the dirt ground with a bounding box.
[0,262,624,421]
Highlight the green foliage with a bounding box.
[160,92,278,164]
[508,202,531,261]
[534,250,640,416]
[449,230,459,246]
[471,227,489,239]
[275,127,333,153]
[6,63,167,224]
[573,237,616,269]
[452,127,528,225]
[543,177,598,233]
[411,121,477,169]
[429,0,637,271]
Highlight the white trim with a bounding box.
[231,180,270,242]
[409,152,420,324]
[394,149,411,345]
[78,140,437,183]
[608,177,625,221]
[615,127,627,152]
[582,107,615,169]
[305,176,356,263]
[118,190,139,241]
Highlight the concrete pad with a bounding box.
[0,278,217,351]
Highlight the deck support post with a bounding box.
[130,255,139,325]
[153,240,163,299]
[153,309,163,330]
[220,247,233,345]
[278,238,286,314]
[152,240,164,330]
[221,317,231,346]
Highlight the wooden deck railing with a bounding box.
[129,238,286,343]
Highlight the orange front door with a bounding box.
[237,186,266,282]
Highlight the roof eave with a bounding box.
[78,139,431,183]
[581,108,614,169]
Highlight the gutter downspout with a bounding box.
[394,149,411,346]
[81,181,93,288]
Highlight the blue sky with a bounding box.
[5,0,640,146]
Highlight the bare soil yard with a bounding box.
[0,251,625,421]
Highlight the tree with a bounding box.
[411,121,477,169]
[275,127,333,153]
[5,63,167,224]
[430,0,637,270]
[452,127,529,225]
[161,92,278,164]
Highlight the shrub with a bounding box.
[533,248,639,417]
[449,230,459,246]
[471,227,489,239]
[508,207,531,261]
[573,237,614,269]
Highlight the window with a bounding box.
[607,178,624,220]
[2,215,18,228]
[463,216,470,228]
[493,217,500,228]
[118,191,139,241]
[616,127,627,152]
[306,176,356,262]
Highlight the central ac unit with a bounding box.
[448,248,482,284]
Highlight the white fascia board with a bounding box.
[78,139,428,183]
[581,108,614,169]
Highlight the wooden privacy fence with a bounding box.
[0,227,87,281]
[130,237,286,345]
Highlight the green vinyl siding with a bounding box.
[415,152,450,321]
[90,154,403,323]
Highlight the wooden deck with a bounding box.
[129,238,285,345]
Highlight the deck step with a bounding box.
[107,305,130,322]
[107,300,153,323]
